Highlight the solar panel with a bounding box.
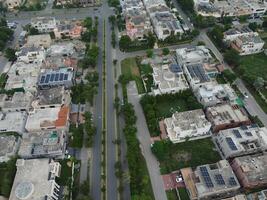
[233,129,242,138]
[40,76,45,84]
[170,63,182,73]
[55,73,59,81]
[64,74,68,80]
[245,132,253,137]
[59,73,64,81]
[240,125,248,130]
[200,166,214,188]
[45,74,51,83]
[251,124,258,128]
[214,174,225,185]
[229,177,238,186]
[50,74,55,82]
[226,137,238,151]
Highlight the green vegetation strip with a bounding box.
[121,103,155,199]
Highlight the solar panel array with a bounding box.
[229,177,238,186]
[226,137,238,151]
[169,63,182,73]
[187,64,210,83]
[39,72,70,85]
[233,129,242,138]
[214,174,225,185]
[251,124,258,128]
[245,131,253,137]
[240,125,248,130]
[200,166,214,188]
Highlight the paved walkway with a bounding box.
[127,81,167,200]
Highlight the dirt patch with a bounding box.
[174,151,191,163]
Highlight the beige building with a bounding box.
[25,34,52,48]
[5,0,24,10]
[9,158,61,200]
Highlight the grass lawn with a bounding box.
[152,138,221,174]
[157,98,189,118]
[69,124,84,148]
[56,159,73,186]
[178,188,190,200]
[0,158,17,197]
[237,53,267,113]
[0,73,7,89]
[166,190,178,200]
[238,53,267,80]
[121,57,145,94]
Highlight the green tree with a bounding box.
[146,49,153,58]
[224,49,240,67]
[253,77,265,91]
[162,47,170,55]
[151,141,169,161]
[248,22,258,31]
[5,48,16,61]
[119,35,131,51]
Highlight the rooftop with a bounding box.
[215,125,267,158]
[32,87,71,108]
[25,106,69,131]
[0,111,27,134]
[232,154,267,183]
[186,63,211,83]
[0,91,33,111]
[9,158,61,200]
[18,130,66,158]
[195,160,240,197]
[176,46,212,65]
[46,43,75,56]
[206,104,250,126]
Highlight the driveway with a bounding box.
[127,81,167,200]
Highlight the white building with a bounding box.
[16,46,46,63]
[196,82,238,107]
[214,125,267,159]
[0,91,33,112]
[25,106,69,132]
[31,87,71,109]
[176,46,213,66]
[5,62,42,94]
[9,158,61,200]
[230,35,264,56]
[31,17,58,33]
[150,12,184,40]
[223,26,254,42]
[164,109,211,143]
[0,111,27,134]
[193,0,267,18]
[181,160,240,200]
[152,62,189,95]
[18,130,67,159]
[5,0,24,10]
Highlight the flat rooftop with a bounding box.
[186,63,210,83]
[32,86,70,108]
[19,130,66,158]
[194,160,240,196]
[25,106,69,131]
[0,111,27,134]
[206,104,250,126]
[9,158,61,200]
[233,154,267,183]
[215,125,267,158]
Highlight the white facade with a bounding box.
[231,35,265,56]
[214,125,267,159]
[152,63,189,95]
[9,159,61,200]
[31,17,58,33]
[16,46,46,63]
[196,82,238,107]
[164,109,211,143]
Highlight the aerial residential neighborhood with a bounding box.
[0,0,267,199]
